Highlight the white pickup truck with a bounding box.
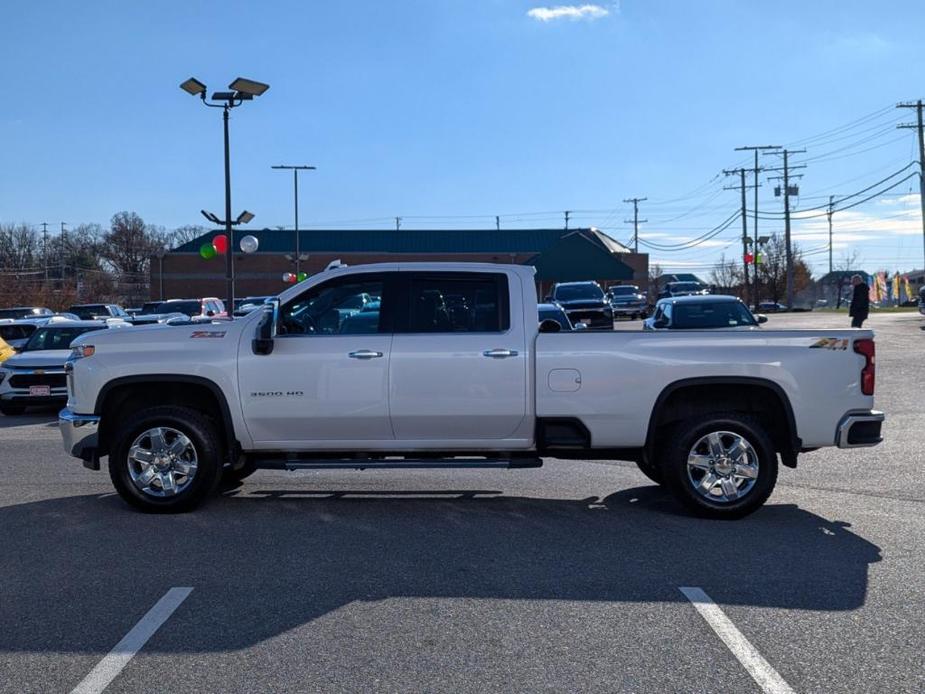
[59,263,883,519]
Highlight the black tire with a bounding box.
[0,404,26,416]
[658,413,778,520]
[635,458,663,485]
[108,405,223,513]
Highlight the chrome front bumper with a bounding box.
[836,410,884,448]
[59,407,101,465]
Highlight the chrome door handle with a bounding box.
[482,349,518,358]
[348,350,384,359]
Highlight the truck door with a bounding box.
[389,271,528,441]
[237,272,396,445]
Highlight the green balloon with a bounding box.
[297,271,308,282]
[200,243,216,260]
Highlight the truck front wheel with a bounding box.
[108,406,223,513]
[659,413,778,519]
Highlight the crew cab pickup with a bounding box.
[59,263,884,519]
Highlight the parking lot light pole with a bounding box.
[181,76,269,312]
[272,165,316,276]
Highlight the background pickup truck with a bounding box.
[59,263,883,519]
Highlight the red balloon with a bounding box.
[212,234,228,254]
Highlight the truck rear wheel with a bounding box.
[108,405,222,513]
[659,413,778,519]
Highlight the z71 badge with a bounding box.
[190,330,226,339]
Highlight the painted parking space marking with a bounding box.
[680,586,795,694]
[70,587,193,694]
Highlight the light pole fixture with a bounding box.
[272,164,316,275]
[181,75,269,313]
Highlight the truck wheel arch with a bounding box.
[94,375,238,458]
[645,377,801,467]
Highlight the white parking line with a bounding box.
[680,586,795,694]
[70,587,193,694]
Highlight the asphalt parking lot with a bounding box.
[1,311,922,693]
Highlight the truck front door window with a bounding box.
[280,278,384,335]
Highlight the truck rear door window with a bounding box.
[405,273,509,333]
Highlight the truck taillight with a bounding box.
[853,338,875,395]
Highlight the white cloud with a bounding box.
[527,4,610,22]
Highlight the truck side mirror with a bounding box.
[757,314,768,324]
[653,318,669,329]
[252,300,279,355]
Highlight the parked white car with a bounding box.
[60,263,883,519]
[0,320,121,415]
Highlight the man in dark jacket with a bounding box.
[849,275,870,328]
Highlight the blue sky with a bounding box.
[1,0,924,275]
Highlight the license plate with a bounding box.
[29,385,51,396]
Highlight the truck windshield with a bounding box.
[157,301,201,317]
[0,308,43,319]
[672,302,757,329]
[555,285,604,301]
[68,305,107,320]
[21,326,105,352]
[610,286,639,296]
[669,283,703,294]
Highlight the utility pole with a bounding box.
[272,164,316,276]
[60,222,67,280]
[764,149,806,308]
[898,101,925,272]
[735,146,779,309]
[723,168,758,305]
[41,222,48,282]
[495,215,500,231]
[395,217,401,231]
[564,210,571,230]
[827,195,835,276]
[623,197,647,253]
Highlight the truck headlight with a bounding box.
[70,345,95,360]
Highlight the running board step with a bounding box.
[253,457,543,471]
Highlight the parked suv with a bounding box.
[0,307,53,320]
[657,281,709,300]
[68,304,130,320]
[607,285,648,320]
[644,295,766,331]
[546,281,613,329]
[155,298,227,320]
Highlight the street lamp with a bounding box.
[181,76,269,313]
[272,164,316,276]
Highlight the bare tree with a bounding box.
[648,263,664,302]
[168,224,206,249]
[0,223,40,271]
[756,234,811,304]
[99,212,166,276]
[709,253,742,295]
[833,249,861,308]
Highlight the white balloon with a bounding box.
[239,235,259,254]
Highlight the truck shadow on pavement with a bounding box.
[0,485,881,654]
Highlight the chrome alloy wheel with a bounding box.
[127,427,198,497]
[686,430,759,503]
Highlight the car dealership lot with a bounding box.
[0,312,922,693]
